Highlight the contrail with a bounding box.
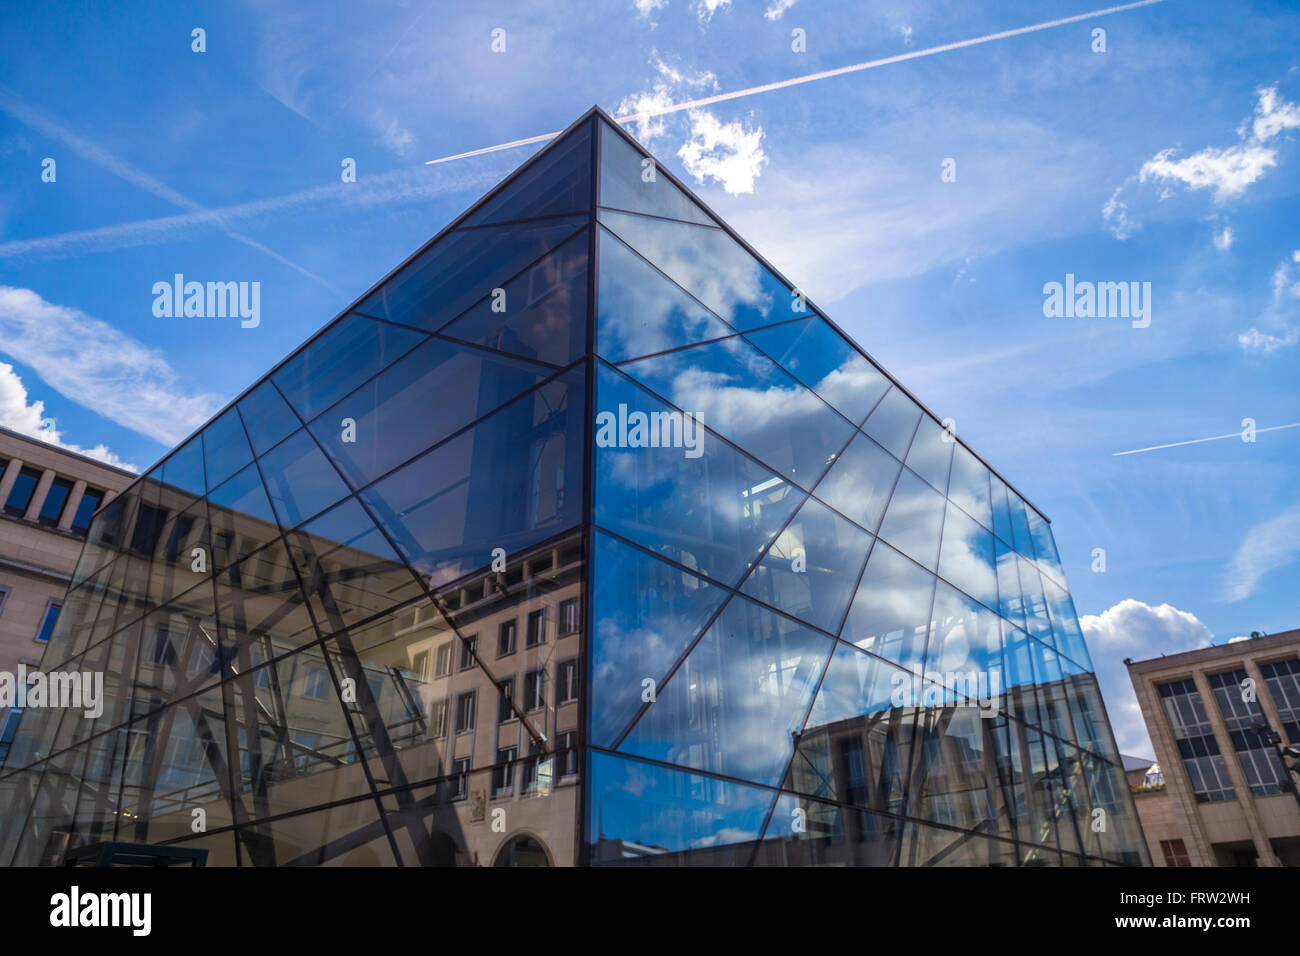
[1113,422,1300,457]
[426,0,1170,165]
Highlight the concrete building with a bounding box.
[1127,628,1300,866]
[0,428,135,761]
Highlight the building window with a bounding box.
[557,729,578,777]
[0,586,9,618]
[303,666,330,700]
[411,650,428,681]
[523,669,545,712]
[34,600,61,644]
[494,747,517,795]
[0,707,23,764]
[70,488,104,535]
[522,740,545,793]
[526,608,546,647]
[1260,658,1300,744]
[557,659,579,704]
[4,467,42,517]
[451,757,470,800]
[498,678,515,723]
[559,597,580,635]
[1160,838,1191,867]
[498,620,517,657]
[455,691,476,733]
[428,698,448,738]
[433,642,452,678]
[1158,678,1236,802]
[130,503,168,558]
[1207,669,1285,797]
[38,477,74,527]
[459,635,477,670]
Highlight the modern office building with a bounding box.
[1127,628,1300,866]
[0,107,1148,866]
[0,428,134,763]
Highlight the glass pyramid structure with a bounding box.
[0,108,1149,867]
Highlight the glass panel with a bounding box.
[207,463,280,568]
[618,335,855,487]
[947,443,993,532]
[875,468,947,571]
[272,313,429,422]
[309,336,553,490]
[619,591,833,787]
[739,494,873,634]
[256,429,351,528]
[924,581,1004,703]
[592,362,802,588]
[361,365,584,591]
[1043,577,1092,671]
[757,791,903,866]
[744,316,890,426]
[202,407,254,492]
[909,705,1016,844]
[995,538,1025,630]
[1019,557,1054,648]
[813,431,902,533]
[130,582,222,716]
[161,434,207,502]
[598,208,802,331]
[840,541,935,677]
[146,496,212,611]
[861,386,921,460]
[357,216,587,330]
[237,380,301,455]
[905,415,954,495]
[214,536,320,663]
[596,225,733,362]
[463,118,591,226]
[1008,490,1035,558]
[439,228,589,366]
[1003,622,1043,728]
[598,119,715,226]
[589,531,727,747]
[990,474,1014,547]
[1028,509,1066,587]
[238,801,398,866]
[937,501,998,609]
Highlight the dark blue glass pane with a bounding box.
[357,216,586,330]
[462,119,591,226]
[587,751,772,865]
[948,443,993,532]
[744,317,890,425]
[309,336,552,489]
[207,463,279,560]
[904,416,954,495]
[161,434,207,501]
[1028,509,1065,587]
[361,366,584,590]
[592,362,803,588]
[439,228,589,366]
[620,591,833,787]
[861,386,921,460]
[938,502,998,610]
[739,494,873,635]
[272,313,428,423]
[598,208,802,331]
[875,468,946,571]
[596,226,733,362]
[237,380,300,456]
[202,407,254,492]
[1008,491,1035,558]
[990,474,1014,546]
[598,119,715,226]
[925,580,1003,702]
[588,531,728,747]
[619,336,854,487]
[841,541,935,677]
[257,429,351,529]
[814,431,901,533]
[995,538,1025,630]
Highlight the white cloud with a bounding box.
[1080,598,1213,654]
[677,110,768,195]
[763,0,798,20]
[1241,84,1300,143]
[634,0,667,19]
[1222,503,1300,602]
[1237,326,1299,352]
[0,286,223,447]
[616,53,717,145]
[1102,187,1137,240]
[0,362,136,470]
[895,24,915,46]
[1238,249,1300,353]
[368,109,414,156]
[1213,224,1234,250]
[695,0,730,23]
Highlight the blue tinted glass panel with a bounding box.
[463,119,591,226]
[358,216,586,330]
[841,542,935,676]
[207,463,279,554]
[1028,509,1065,587]
[1043,577,1092,671]
[1008,491,1035,558]
[257,429,351,529]
[588,531,728,747]
[740,494,873,634]
[861,387,921,460]
[619,336,854,487]
[990,474,1014,546]
[598,208,802,331]
[237,380,300,456]
[948,443,993,532]
[938,502,998,609]
[273,313,428,422]
[598,120,715,226]
[814,432,902,533]
[202,407,254,491]
[162,434,207,501]
[439,228,588,366]
[596,226,733,362]
[1019,557,1054,648]
[905,416,954,495]
[925,581,1003,701]
[310,336,552,489]
[592,362,803,588]
[995,538,1025,630]
[362,366,584,589]
[744,317,890,425]
[875,469,946,571]
[620,591,833,786]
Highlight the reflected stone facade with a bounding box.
[0,108,1148,866]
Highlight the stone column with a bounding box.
[57,479,88,531]
[23,469,57,522]
[0,457,23,508]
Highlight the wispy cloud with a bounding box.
[695,0,730,24]
[1222,503,1300,602]
[634,0,668,18]
[0,362,137,470]
[0,286,223,446]
[368,108,415,156]
[763,0,798,20]
[1239,249,1300,353]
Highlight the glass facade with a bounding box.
[0,108,1148,866]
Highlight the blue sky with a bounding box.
[0,0,1297,756]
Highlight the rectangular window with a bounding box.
[522,740,544,793]
[433,642,452,678]
[494,747,517,795]
[71,488,104,534]
[557,729,578,777]
[1260,658,1300,744]
[4,467,42,517]
[0,586,9,618]
[0,707,23,764]
[1158,678,1236,802]
[459,635,477,670]
[498,619,517,657]
[303,666,330,700]
[34,600,61,644]
[455,691,476,733]
[38,477,74,527]
[523,669,545,712]
[1160,838,1191,867]
[557,659,579,704]
[428,698,448,738]
[559,597,580,635]
[452,756,470,800]
[498,678,515,723]
[1207,669,1285,797]
[130,503,168,558]
[411,650,428,681]
[525,608,546,647]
